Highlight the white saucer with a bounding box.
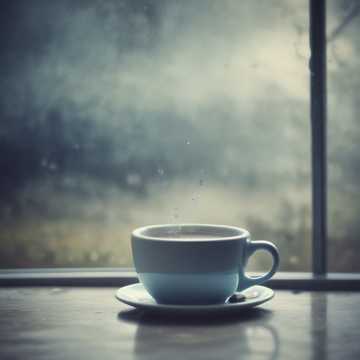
[115,283,274,315]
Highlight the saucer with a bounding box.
[115,283,274,315]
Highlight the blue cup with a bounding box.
[132,224,279,305]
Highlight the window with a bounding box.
[0,0,312,271]
[1,1,359,287]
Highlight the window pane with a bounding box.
[327,0,360,272]
[0,0,310,270]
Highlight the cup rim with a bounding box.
[132,224,250,242]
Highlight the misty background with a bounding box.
[0,0,358,271]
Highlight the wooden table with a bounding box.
[0,288,359,359]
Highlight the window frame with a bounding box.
[310,0,327,276]
[1,0,360,290]
[0,269,360,290]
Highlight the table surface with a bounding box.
[0,287,359,360]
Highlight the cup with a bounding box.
[131,224,279,305]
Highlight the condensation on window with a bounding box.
[0,0,310,270]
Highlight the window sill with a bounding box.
[1,269,360,290]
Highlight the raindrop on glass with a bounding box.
[126,173,142,187]
[41,158,48,167]
[48,162,58,171]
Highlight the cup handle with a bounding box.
[238,240,280,291]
